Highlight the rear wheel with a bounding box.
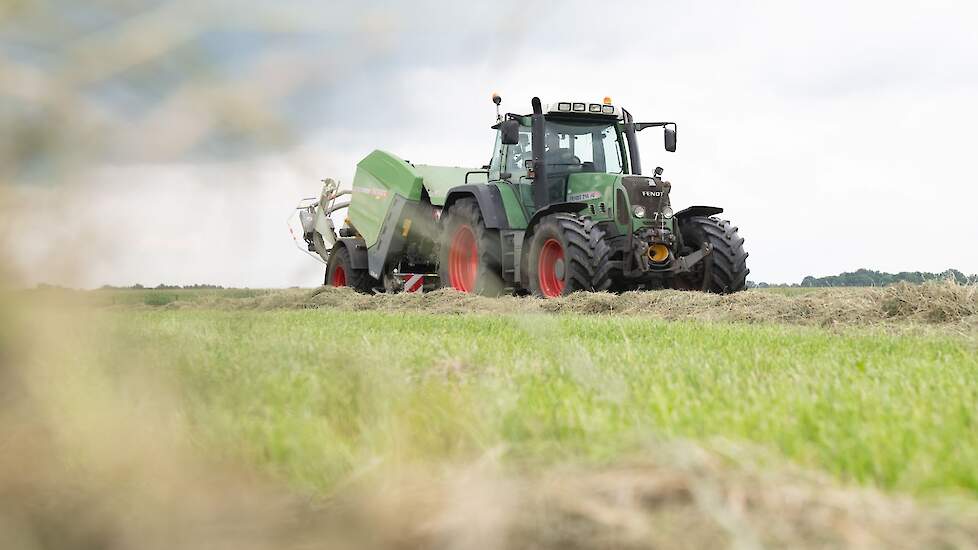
[325,245,374,293]
[438,198,503,295]
[527,213,610,298]
[674,216,749,293]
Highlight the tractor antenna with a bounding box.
[492,93,502,121]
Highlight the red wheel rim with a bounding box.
[538,238,565,297]
[448,225,478,292]
[331,265,347,287]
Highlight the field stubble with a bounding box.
[128,280,978,328]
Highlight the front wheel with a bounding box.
[674,216,749,293]
[527,214,610,298]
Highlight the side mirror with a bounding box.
[500,119,520,145]
[664,123,677,152]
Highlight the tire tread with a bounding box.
[683,216,749,293]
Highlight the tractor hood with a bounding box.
[565,172,619,208]
[565,172,674,232]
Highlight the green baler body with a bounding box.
[350,150,478,247]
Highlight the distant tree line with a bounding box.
[98,283,226,290]
[749,268,978,288]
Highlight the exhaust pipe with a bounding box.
[530,97,549,213]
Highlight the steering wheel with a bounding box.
[510,150,526,169]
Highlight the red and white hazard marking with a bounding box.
[401,274,424,292]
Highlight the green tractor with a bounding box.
[294,95,748,297]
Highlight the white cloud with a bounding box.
[4,0,978,286]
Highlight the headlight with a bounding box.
[661,206,674,219]
[633,205,646,218]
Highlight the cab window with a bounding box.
[488,130,503,180]
[504,125,534,181]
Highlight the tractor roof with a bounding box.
[545,100,623,120]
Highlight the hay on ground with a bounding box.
[149,281,978,326]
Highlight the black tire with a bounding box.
[527,213,611,298]
[438,198,503,296]
[325,245,374,293]
[675,216,749,293]
[589,221,613,292]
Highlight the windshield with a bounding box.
[500,118,626,182]
[544,119,624,174]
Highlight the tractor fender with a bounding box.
[332,238,369,271]
[674,205,724,221]
[525,202,588,234]
[444,185,510,229]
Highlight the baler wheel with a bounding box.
[331,265,347,287]
[325,245,374,293]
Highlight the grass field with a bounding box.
[107,308,978,497]
[4,284,978,548]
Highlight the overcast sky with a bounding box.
[2,0,978,288]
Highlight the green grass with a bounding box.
[96,308,978,499]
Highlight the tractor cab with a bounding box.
[490,99,628,182]
[538,101,627,179]
[488,96,677,226]
[489,98,674,177]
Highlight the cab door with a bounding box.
[502,123,536,214]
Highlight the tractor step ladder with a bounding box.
[500,230,525,284]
